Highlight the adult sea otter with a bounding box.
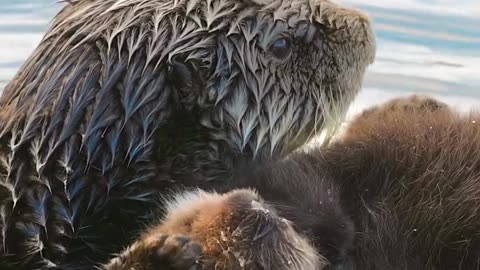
[0,0,375,268]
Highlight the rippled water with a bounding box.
[339,0,480,119]
[0,0,479,118]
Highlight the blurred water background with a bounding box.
[0,0,478,121]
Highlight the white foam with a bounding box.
[0,16,49,26]
[0,68,20,81]
[371,39,480,87]
[0,34,43,61]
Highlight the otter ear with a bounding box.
[167,55,204,106]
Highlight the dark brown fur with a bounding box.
[252,95,480,269]
[111,96,480,269]
[329,96,480,269]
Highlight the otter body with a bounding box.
[329,97,480,269]
[112,96,480,269]
[0,0,374,268]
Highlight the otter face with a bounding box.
[189,0,377,159]
[0,0,375,169]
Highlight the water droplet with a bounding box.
[220,231,228,242]
[251,200,269,213]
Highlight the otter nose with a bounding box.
[310,1,373,39]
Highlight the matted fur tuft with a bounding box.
[0,0,374,268]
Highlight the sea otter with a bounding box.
[0,0,375,268]
[109,96,480,269]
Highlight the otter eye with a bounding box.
[269,37,292,60]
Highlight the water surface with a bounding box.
[0,0,478,118]
[339,0,480,118]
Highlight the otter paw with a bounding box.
[151,234,203,270]
[105,234,203,270]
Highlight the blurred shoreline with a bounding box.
[0,0,479,116]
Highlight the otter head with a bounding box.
[0,0,375,182]
[164,0,377,162]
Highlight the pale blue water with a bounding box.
[0,0,479,116]
[338,0,480,117]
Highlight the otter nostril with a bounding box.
[295,22,309,38]
[303,24,318,43]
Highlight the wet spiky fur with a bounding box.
[0,0,374,269]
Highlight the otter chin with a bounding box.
[0,0,375,268]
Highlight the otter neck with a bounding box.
[153,111,276,190]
